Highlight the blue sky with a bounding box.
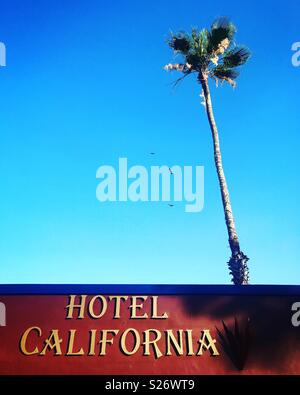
[0,0,299,284]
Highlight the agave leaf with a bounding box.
[234,317,240,341]
[215,326,232,357]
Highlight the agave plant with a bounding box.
[216,318,251,370]
[165,17,251,285]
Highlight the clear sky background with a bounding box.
[0,0,299,284]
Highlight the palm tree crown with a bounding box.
[165,17,251,87]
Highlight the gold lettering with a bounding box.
[186,329,194,355]
[66,295,87,319]
[99,329,119,355]
[89,295,108,319]
[20,326,41,355]
[143,329,163,359]
[66,329,84,356]
[40,330,63,355]
[165,329,184,355]
[88,329,97,356]
[196,330,219,356]
[109,296,128,318]
[130,296,148,319]
[120,328,140,355]
[151,296,168,319]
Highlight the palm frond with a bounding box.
[164,63,193,78]
[223,47,251,68]
[211,66,239,80]
[210,66,239,87]
[190,28,210,56]
[185,53,202,71]
[168,33,191,54]
[209,17,236,52]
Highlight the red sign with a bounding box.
[0,287,300,375]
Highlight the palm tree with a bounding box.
[165,17,251,285]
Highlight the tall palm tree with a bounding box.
[165,17,251,285]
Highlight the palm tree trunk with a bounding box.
[200,74,249,285]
